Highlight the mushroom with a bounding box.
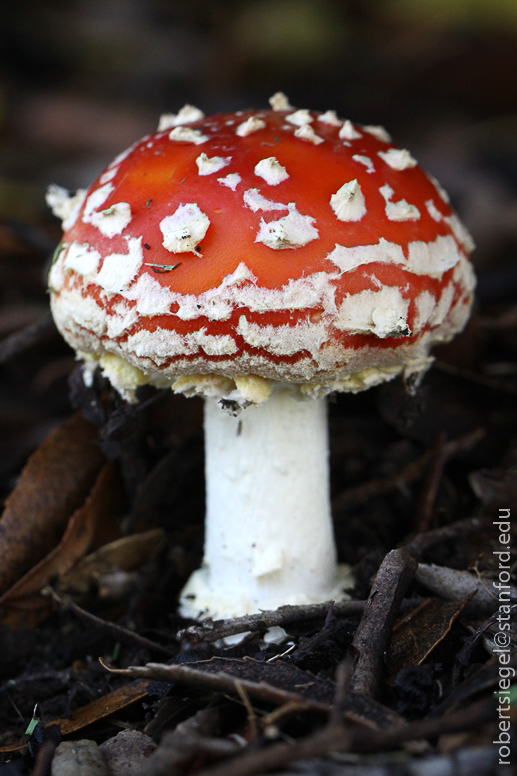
[47,95,476,620]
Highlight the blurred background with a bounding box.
[0,0,516,477]
[1,0,517,275]
[0,0,517,276]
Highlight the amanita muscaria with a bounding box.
[47,93,475,619]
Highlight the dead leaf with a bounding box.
[0,413,105,595]
[0,680,149,753]
[387,596,473,678]
[60,529,166,596]
[0,463,124,626]
[57,680,150,735]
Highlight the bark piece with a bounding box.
[350,549,418,698]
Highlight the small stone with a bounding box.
[99,730,156,776]
[51,740,108,776]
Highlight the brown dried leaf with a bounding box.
[0,680,150,753]
[0,463,123,626]
[387,596,473,678]
[60,529,166,596]
[57,680,150,735]
[0,413,105,595]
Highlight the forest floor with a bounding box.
[0,205,515,774]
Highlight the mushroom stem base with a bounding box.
[179,390,352,620]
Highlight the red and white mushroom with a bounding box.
[47,93,476,620]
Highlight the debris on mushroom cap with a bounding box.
[46,185,87,231]
[254,157,289,185]
[318,110,342,126]
[330,180,366,222]
[158,104,205,130]
[339,121,362,141]
[255,204,319,249]
[90,202,132,237]
[352,154,376,174]
[294,124,324,145]
[380,184,420,222]
[379,148,417,171]
[243,188,287,212]
[363,125,392,143]
[217,173,241,191]
[236,117,266,137]
[48,95,476,405]
[286,109,313,126]
[168,126,208,144]
[269,91,292,111]
[196,153,231,176]
[159,203,210,255]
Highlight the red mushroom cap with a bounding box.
[48,96,475,404]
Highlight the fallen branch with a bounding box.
[177,599,367,644]
[349,549,418,698]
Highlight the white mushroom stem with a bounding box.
[179,390,349,619]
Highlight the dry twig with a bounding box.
[52,591,175,658]
[349,549,418,698]
[177,600,367,644]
